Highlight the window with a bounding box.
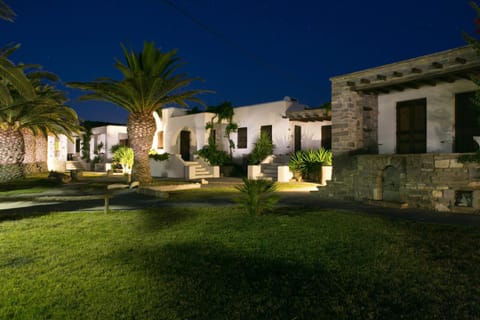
[119,139,129,146]
[396,98,426,154]
[455,91,480,153]
[321,125,332,150]
[260,125,272,144]
[157,131,164,149]
[237,127,247,148]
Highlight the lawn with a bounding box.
[0,207,479,319]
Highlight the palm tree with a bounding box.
[0,0,15,22]
[68,42,209,184]
[0,51,80,182]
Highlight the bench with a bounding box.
[34,194,113,214]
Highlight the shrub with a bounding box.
[235,178,278,215]
[288,148,332,181]
[112,146,134,174]
[195,143,232,166]
[247,131,274,165]
[148,150,170,162]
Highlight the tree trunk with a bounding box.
[35,134,48,172]
[0,125,25,182]
[128,111,156,184]
[22,128,37,174]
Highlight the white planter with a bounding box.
[474,136,480,148]
[321,166,333,186]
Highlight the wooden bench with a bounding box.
[34,194,114,214]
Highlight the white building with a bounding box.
[152,97,332,163]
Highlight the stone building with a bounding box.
[321,46,480,213]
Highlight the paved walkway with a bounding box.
[1,178,480,226]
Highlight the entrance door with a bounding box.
[180,130,190,161]
[396,98,426,154]
[455,91,480,153]
[294,125,301,152]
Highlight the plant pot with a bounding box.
[474,136,480,148]
[321,165,333,186]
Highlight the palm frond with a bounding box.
[0,0,15,22]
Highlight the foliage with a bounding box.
[148,150,169,162]
[0,0,14,22]
[195,142,231,166]
[80,127,92,161]
[235,177,278,215]
[0,44,79,181]
[247,131,275,165]
[289,148,333,181]
[112,145,134,173]
[458,151,480,163]
[205,101,238,158]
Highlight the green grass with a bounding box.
[1,208,479,319]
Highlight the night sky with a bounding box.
[1,0,475,124]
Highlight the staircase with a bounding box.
[185,161,217,179]
[259,154,291,181]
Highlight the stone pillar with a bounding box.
[330,80,378,157]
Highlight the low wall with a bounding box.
[150,155,185,178]
[319,153,480,213]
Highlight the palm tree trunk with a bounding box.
[0,125,25,181]
[128,111,156,184]
[21,128,37,174]
[35,134,48,172]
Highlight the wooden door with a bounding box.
[321,125,332,150]
[294,125,301,152]
[180,130,190,161]
[396,98,426,154]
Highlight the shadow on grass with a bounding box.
[109,240,468,319]
[139,207,200,232]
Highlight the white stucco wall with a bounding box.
[231,101,291,158]
[378,79,479,154]
[47,134,68,171]
[153,100,331,161]
[90,125,127,160]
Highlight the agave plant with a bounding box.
[235,178,278,215]
[288,148,332,182]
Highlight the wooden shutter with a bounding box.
[396,98,426,154]
[237,127,247,148]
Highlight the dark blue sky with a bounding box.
[1,0,475,124]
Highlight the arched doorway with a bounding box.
[180,130,191,161]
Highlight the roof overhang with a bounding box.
[331,46,480,95]
[286,108,331,122]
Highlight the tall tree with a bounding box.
[0,0,15,22]
[0,47,80,182]
[68,42,209,184]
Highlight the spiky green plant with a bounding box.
[247,131,274,165]
[288,148,332,182]
[235,178,278,215]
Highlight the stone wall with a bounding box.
[318,153,480,213]
[331,85,378,157]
